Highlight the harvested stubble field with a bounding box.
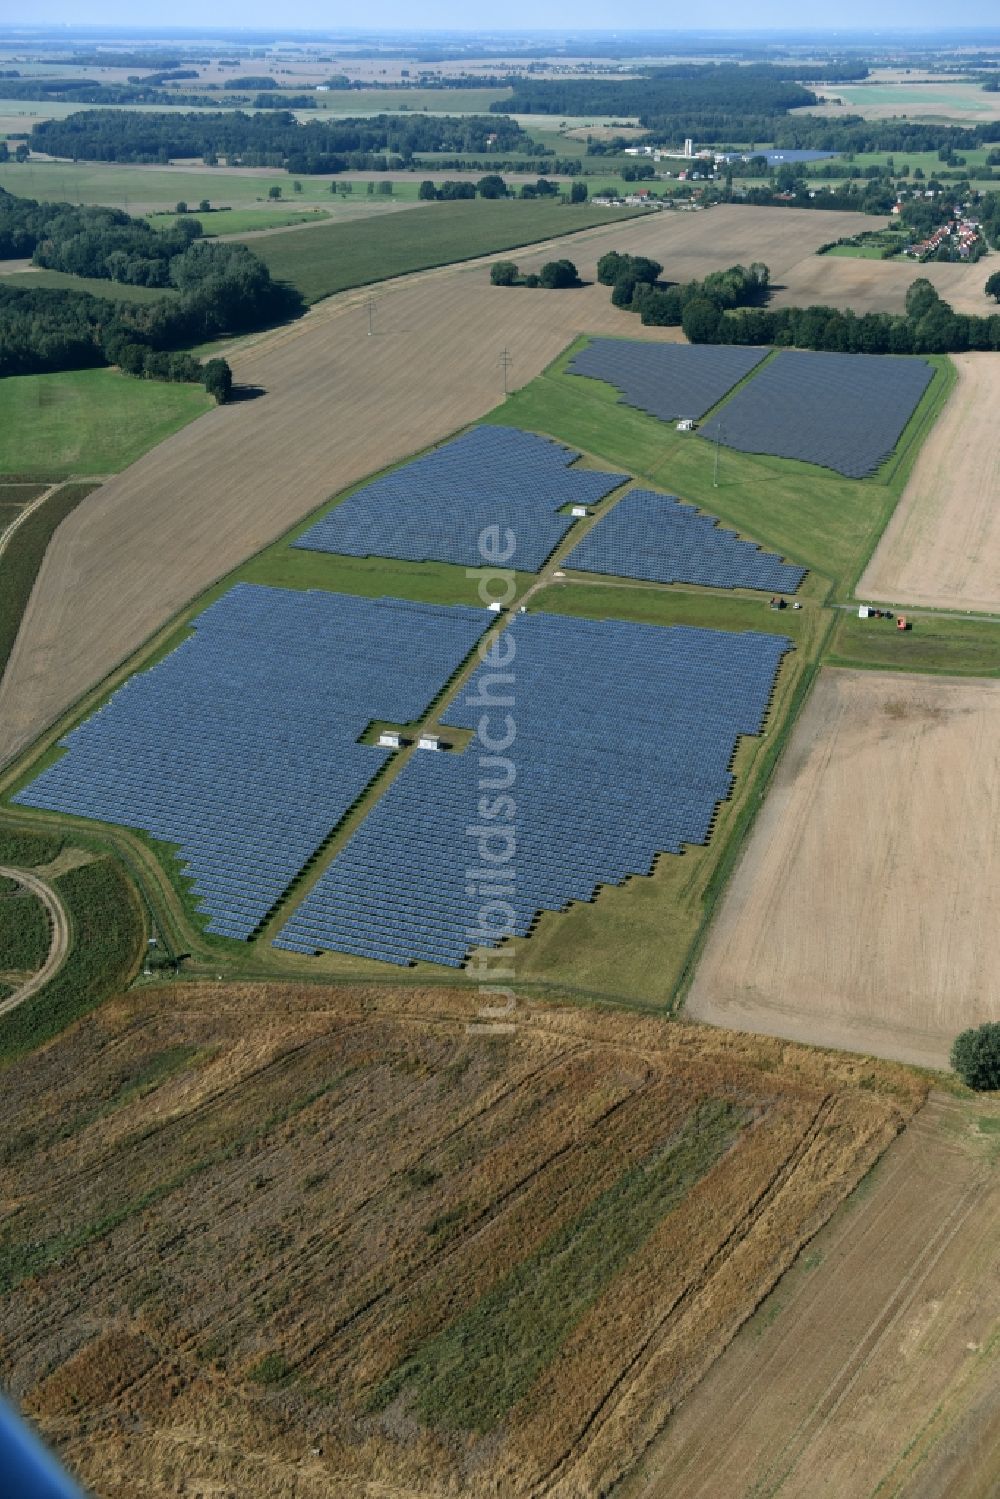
[621,1089,1000,1499]
[859,353,1000,613]
[770,250,994,317]
[686,667,1000,1069]
[0,983,924,1499]
[0,204,871,769]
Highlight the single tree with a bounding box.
[477,174,507,199]
[175,200,188,214]
[199,198,211,213]
[570,180,588,203]
[268,184,282,200]
[986,270,1000,303]
[203,357,234,404]
[951,1023,1000,1090]
[418,180,438,199]
[14,143,28,163]
[292,180,302,193]
[490,260,519,286]
[538,258,580,289]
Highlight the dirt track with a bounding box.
[0,865,69,1013]
[859,352,1000,611]
[621,1090,1000,1499]
[0,205,875,768]
[685,667,1000,1069]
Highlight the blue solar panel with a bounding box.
[274,611,792,967]
[13,586,489,939]
[567,340,769,423]
[291,426,628,572]
[699,350,935,478]
[563,488,806,593]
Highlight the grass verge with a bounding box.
[825,609,1000,677]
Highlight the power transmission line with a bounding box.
[500,347,513,396]
[365,295,377,336]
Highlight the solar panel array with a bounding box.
[291,426,629,572]
[274,611,791,967]
[567,339,769,423]
[563,488,806,593]
[12,586,488,940]
[700,350,935,478]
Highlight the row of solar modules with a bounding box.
[563,488,806,593]
[13,587,491,939]
[698,349,935,478]
[273,612,791,967]
[291,425,629,572]
[567,340,770,423]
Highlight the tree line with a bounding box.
[29,109,536,175]
[598,248,1000,354]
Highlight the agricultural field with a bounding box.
[0,482,44,539]
[0,882,50,973]
[0,369,213,478]
[146,205,332,236]
[808,80,1000,122]
[0,982,924,1499]
[771,248,995,316]
[0,267,176,302]
[307,84,513,113]
[859,352,1000,613]
[0,484,99,685]
[244,198,648,303]
[686,668,1000,1070]
[622,1089,1000,1499]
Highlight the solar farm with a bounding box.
[563,488,806,592]
[5,336,948,995]
[293,425,629,571]
[13,589,488,939]
[568,339,769,422]
[275,613,790,965]
[699,349,936,478]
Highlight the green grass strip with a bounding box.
[374,1098,742,1431]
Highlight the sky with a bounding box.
[14,5,1000,33]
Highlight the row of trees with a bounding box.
[29,109,534,173]
[417,175,587,202]
[490,258,581,288]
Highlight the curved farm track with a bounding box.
[0,205,879,769]
[0,865,70,1015]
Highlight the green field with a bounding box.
[0,161,387,211]
[0,890,50,972]
[146,206,331,236]
[1,268,176,301]
[829,84,999,114]
[247,198,646,302]
[0,856,145,1065]
[823,243,898,259]
[0,369,212,478]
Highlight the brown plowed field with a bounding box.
[859,353,1000,612]
[620,1090,1000,1499]
[0,983,922,1499]
[686,667,1000,1069]
[0,205,875,768]
[772,252,993,317]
